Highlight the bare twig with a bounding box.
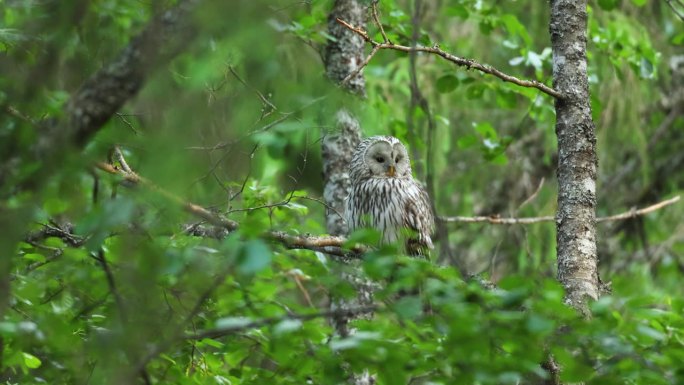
[439,195,681,224]
[596,195,681,222]
[371,1,390,43]
[228,65,277,114]
[431,215,542,225]
[518,177,545,210]
[115,113,139,134]
[665,0,684,22]
[6,106,37,126]
[340,45,381,85]
[185,96,325,151]
[335,18,563,99]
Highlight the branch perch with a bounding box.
[335,17,563,99]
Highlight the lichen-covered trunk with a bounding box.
[322,2,374,384]
[549,0,600,314]
[322,0,365,236]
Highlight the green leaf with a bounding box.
[199,338,225,349]
[636,324,666,342]
[525,314,555,334]
[43,197,68,215]
[215,317,253,330]
[446,5,469,19]
[329,331,381,351]
[436,74,459,93]
[237,240,271,275]
[391,296,423,320]
[598,0,621,10]
[345,228,382,247]
[474,122,498,139]
[496,90,517,109]
[22,352,41,369]
[466,84,486,100]
[273,319,303,335]
[457,134,479,149]
[23,253,46,263]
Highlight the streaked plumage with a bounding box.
[345,136,434,256]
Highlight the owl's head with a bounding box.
[350,136,412,181]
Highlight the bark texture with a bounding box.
[322,110,362,236]
[322,0,365,236]
[324,0,367,97]
[549,0,600,314]
[322,2,372,384]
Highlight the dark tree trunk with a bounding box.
[549,0,600,314]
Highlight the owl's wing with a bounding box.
[402,182,435,255]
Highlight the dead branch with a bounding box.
[595,195,681,222]
[335,16,563,99]
[439,195,681,224]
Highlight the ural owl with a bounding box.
[345,136,435,256]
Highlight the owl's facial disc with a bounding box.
[365,141,408,178]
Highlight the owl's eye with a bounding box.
[395,156,401,163]
[375,156,385,163]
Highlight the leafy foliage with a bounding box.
[1,0,682,384]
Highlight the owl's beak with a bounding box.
[386,165,396,177]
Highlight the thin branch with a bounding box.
[335,18,563,99]
[340,45,381,85]
[185,96,325,151]
[439,195,681,224]
[94,162,365,257]
[440,214,554,224]
[110,146,133,173]
[115,113,139,134]
[188,305,377,340]
[518,177,545,210]
[6,105,38,126]
[371,0,390,44]
[94,249,128,324]
[596,195,681,222]
[228,65,277,114]
[665,0,684,22]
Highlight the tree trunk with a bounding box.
[549,0,600,315]
[322,2,374,384]
[322,0,365,237]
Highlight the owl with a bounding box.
[345,136,435,256]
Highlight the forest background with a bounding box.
[1,0,683,384]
